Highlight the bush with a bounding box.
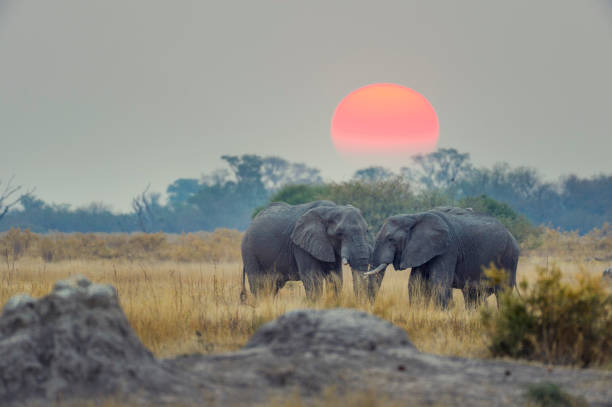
[482,265,612,367]
[524,382,587,407]
[258,178,451,236]
[0,228,37,266]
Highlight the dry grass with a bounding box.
[2,227,610,406]
[0,252,608,359]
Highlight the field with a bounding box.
[1,226,610,360]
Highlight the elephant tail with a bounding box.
[240,265,247,303]
[514,283,522,299]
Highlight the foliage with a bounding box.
[322,178,449,235]
[252,184,331,218]
[166,178,199,209]
[401,148,473,190]
[458,194,539,244]
[353,166,394,183]
[1,149,610,234]
[525,223,612,260]
[524,382,587,407]
[259,178,451,235]
[457,164,612,233]
[482,265,612,367]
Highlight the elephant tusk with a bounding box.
[342,257,349,265]
[363,263,387,277]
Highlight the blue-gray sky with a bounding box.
[2,1,611,211]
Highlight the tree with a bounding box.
[132,185,167,232]
[283,162,323,186]
[166,178,199,208]
[221,154,265,186]
[401,148,473,191]
[260,156,290,190]
[259,178,450,236]
[0,176,24,222]
[353,166,393,183]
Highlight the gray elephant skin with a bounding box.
[241,200,374,300]
[369,207,519,308]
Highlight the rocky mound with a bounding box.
[1,277,611,406]
[0,276,206,406]
[245,308,414,353]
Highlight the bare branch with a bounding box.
[0,176,25,222]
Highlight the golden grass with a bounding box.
[0,253,607,359]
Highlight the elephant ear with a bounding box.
[291,208,335,263]
[400,213,450,269]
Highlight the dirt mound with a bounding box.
[1,277,611,406]
[0,276,206,406]
[245,308,414,354]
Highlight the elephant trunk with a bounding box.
[341,240,370,272]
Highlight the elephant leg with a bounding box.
[329,268,344,297]
[302,272,323,301]
[295,249,325,301]
[246,261,285,298]
[408,266,431,306]
[462,285,486,309]
[428,256,455,309]
[367,270,385,304]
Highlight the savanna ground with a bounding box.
[1,226,610,360]
[0,227,611,406]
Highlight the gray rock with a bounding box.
[1,294,35,315]
[1,278,611,406]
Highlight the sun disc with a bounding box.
[331,83,439,155]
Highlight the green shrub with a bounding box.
[257,178,451,235]
[482,266,612,367]
[524,382,587,407]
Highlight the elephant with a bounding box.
[367,207,519,308]
[241,200,374,301]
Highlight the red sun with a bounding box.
[331,83,439,155]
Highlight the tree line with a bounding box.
[1,149,610,235]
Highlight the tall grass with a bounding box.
[1,226,610,361]
[0,254,606,360]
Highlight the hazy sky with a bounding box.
[2,1,611,212]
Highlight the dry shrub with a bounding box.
[162,229,242,263]
[528,223,612,260]
[0,228,37,267]
[0,228,243,264]
[482,265,612,367]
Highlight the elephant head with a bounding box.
[368,212,450,275]
[291,205,371,273]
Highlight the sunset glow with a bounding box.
[331,83,439,155]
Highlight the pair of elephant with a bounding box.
[241,201,519,308]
